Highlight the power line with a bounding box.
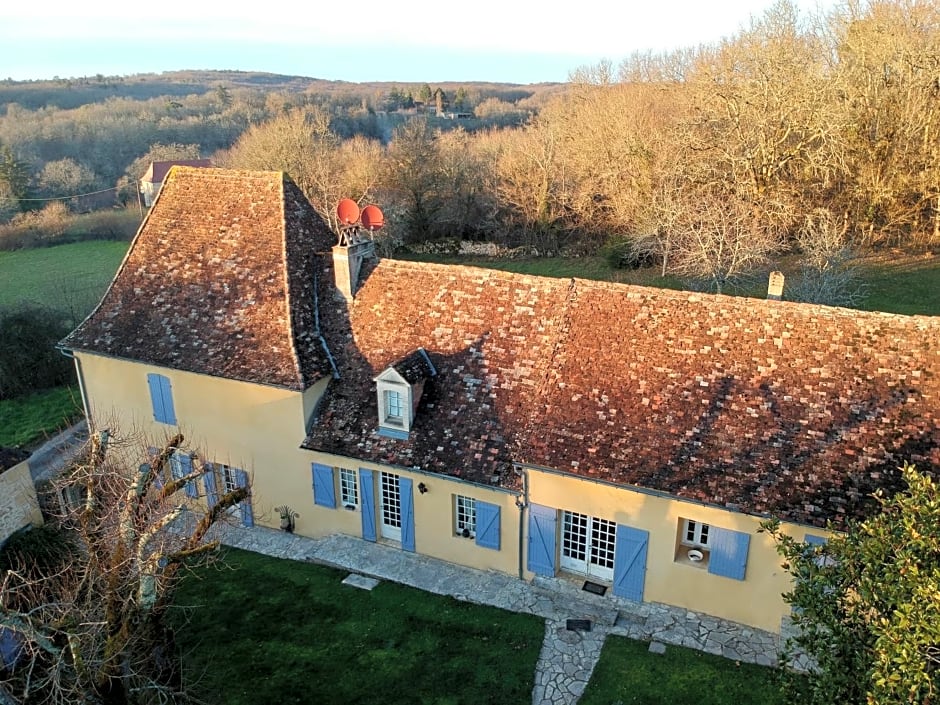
[13,186,119,202]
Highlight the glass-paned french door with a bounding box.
[560,510,616,581]
[380,471,402,541]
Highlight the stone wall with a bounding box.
[0,460,43,545]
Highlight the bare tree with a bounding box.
[0,430,249,705]
[787,208,869,307]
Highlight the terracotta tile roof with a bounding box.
[306,259,572,485]
[62,168,336,390]
[141,160,212,184]
[307,260,940,529]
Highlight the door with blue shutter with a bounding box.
[400,477,415,552]
[612,525,649,601]
[527,504,557,576]
[708,527,751,580]
[203,464,219,510]
[234,469,253,527]
[475,501,501,550]
[359,469,376,542]
[312,463,336,508]
[175,452,199,499]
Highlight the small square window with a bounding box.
[340,468,359,509]
[455,495,476,538]
[683,519,710,547]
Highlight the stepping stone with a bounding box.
[342,573,380,590]
[648,641,667,655]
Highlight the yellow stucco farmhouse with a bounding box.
[61,167,940,635]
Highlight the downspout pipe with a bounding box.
[57,347,92,430]
[514,464,529,580]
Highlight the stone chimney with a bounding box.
[332,232,375,300]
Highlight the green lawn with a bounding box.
[0,386,83,447]
[0,240,129,324]
[581,635,785,705]
[170,548,545,705]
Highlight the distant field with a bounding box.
[0,240,129,323]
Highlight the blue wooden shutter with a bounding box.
[234,469,253,527]
[0,627,24,670]
[805,533,827,546]
[613,525,649,601]
[359,469,376,542]
[708,527,750,580]
[475,501,501,550]
[203,464,219,510]
[147,373,176,425]
[527,504,557,576]
[312,463,336,508]
[400,477,415,552]
[178,453,199,499]
[147,373,166,422]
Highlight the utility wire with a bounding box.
[13,186,120,202]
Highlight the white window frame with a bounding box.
[384,389,404,425]
[682,519,710,547]
[560,510,616,582]
[340,468,359,509]
[455,495,476,538]
[221,465,239,496]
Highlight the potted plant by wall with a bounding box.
[274,505,299,533]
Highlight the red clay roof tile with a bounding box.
[307,260,940,529]
[62,168,335,390]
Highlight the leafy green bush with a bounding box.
[0,305,74,399]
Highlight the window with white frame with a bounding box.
[340,468,359,509]
[221,465,239,496]
[455,495,476,537]
[682,519,710,547]
[384,389,404,425]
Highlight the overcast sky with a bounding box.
[1,0,835,84]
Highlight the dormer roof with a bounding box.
[389,349,437,384]
[62,168,336,390]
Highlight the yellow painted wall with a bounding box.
[527,467,831,633]
[0,460,43,543]
[76,352,321,527]
[294,451,522,576]
[74,352,833,633]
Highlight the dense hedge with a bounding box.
[0,305,74,400]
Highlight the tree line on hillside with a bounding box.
[0,0,937,296]
[0,77,543,221]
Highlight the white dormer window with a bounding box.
[374,348,436,440]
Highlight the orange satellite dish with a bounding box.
[360,205,384,231]
[337,198,360,225]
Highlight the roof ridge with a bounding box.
[276,173,306,388]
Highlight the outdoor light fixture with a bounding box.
[418,482,428,494]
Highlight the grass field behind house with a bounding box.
[0,386,83,447]
[580,635,786,705]
[170,548,545,705]
[402,251,940,316]
[0,240,130,324]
